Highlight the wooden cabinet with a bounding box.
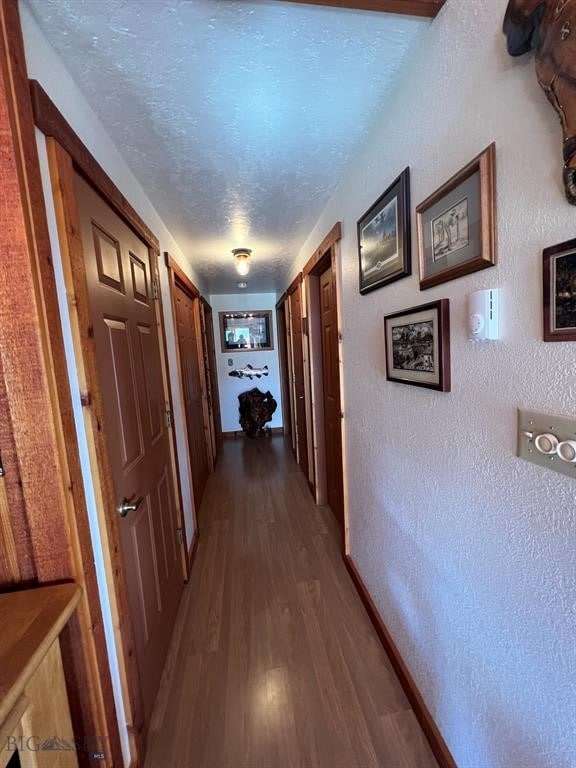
[0,585,81,768]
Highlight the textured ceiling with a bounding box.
[25,0,430,293]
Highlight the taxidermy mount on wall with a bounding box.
[503,0,576,205]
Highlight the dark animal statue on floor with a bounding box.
[503,0,576,204]
[238,388,277,438]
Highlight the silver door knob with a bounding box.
[117,495,144,518]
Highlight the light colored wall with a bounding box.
[290,1,576,766]
[20,5,201,765]
[209,294,283,433]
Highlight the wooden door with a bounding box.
[201,300,222,460]
[276,304,292,439]
[174,284,210,510]
[75,173,183,723]
[319,263,344,527]
[289,284,309,477]
[285,300,297,454]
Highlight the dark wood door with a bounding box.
[319,264,344,527]
[75,173,183,723]
[290,284,308,478]
[201,301,222,460]
[276,304,292,439]
[174,284,210,510]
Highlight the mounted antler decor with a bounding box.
[503,0,576,205]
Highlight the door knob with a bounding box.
[117,495,144,518]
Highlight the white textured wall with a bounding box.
[209,293,283,433]
[291,1,576,767]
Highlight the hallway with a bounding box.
[144,436,437,768]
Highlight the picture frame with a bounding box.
[357,167,411,294]
[416,144,496,290]
[384,299,451,391]
[543,237,576,342]
[219,310,274,352]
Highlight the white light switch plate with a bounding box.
[517,408,576,479]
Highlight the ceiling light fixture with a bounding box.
[232,247,252,276]
[237,281,247,289]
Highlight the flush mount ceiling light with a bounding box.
[232,247,252,276]
[237,281,247,289]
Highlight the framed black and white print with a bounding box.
[357,168,411,294]
[543,237,576,342]
[417,144,496,290]
[384,299,451,391]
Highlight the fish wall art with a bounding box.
[229,364,269,380]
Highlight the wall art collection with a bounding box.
[357,3,576,391]
[358,145,496,393]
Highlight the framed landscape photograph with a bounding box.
[416,144,496,290]
[543,237,576,342]
[219,310,274,352]
[384,299,451,391]
[358,167,411,294]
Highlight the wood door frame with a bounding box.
[286,274,306,468]
[0,2,124,765]
[302,224,346,550]
[164,252,215,557]
[275,294,291,439]
[38,93,188,761]
[200,297,222,459]
[164,252,214,477]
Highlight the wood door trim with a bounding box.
[155,259,191,583]
[0,1,123,764]
[278,0,446,18]
[344,555,457,768]
[303,222,342,276]
[286,271,303,296]
[194,301,215,474]
[164,251,200,299]
[275,290,288,309]
[200,298,222,456]
[305,225,345,552]
[165,253,214,548]
[30,79,160,255]
[46,138,146,761]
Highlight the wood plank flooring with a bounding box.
[144,436,438,768]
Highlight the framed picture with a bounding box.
[357,167,411,294]
[416,144,496,290]
[543,237,576,342]
[219,310,274,352]
[384,299,451,391]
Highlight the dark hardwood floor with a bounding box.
[145,435,437,768]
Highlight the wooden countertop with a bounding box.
[0,583,81,725]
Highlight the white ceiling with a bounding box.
[26,0,430,294]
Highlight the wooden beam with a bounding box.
[277,0,446,19]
